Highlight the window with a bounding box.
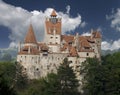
[86,53,89,56]
[36,68,39,71]
[50,37,53,39]
[56,37,58,39]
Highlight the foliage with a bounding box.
[14,63,28,92]
[1,52,120,95]
[0,61,28,95]
[57,58,80,95]
[0,62,16,95]
[25,73,59,95]
[82,52,120,95]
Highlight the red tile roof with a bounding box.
[69,47,78,57]
[61,35,74,43]
[24,24,37,44]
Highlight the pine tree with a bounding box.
[57,58,80,95]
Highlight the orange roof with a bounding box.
[61,35,74,43]
[81,40,91,48]
[79,36,91,47]
[51,9,57,16]
[69,47,78,57]
[24,24,37,44]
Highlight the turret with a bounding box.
[24,24,37,48]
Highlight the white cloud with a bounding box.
[102,39,120,50]
[107,8,120,32]
[80,21,87,28]
[81,32,91,36]
[66,5,70,14]
[0,1,81,48]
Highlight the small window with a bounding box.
[86,53,89,56]
[36,68,39,71]
[50,37,53,39]
[56,37,58,39]
[56,42,58,44]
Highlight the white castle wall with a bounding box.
[17,52,68,79]
[78,52,95,58]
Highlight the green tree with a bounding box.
[82,52,120,95]
[26,73,59,95]
[14,62,28,94]
[0,62,16,95]
[81,58,103,95]
[57,58,80,95]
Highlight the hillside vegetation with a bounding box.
[0,52,120,95]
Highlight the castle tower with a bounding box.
[24,24,37,48]
[45,9,61,52]
[17,24,40,79]
[91,31,102,60]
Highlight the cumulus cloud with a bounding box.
[102,39,120,50]
[80,21,87,28]
[81,32,91,36]
[66,5,70,14]
[0,1,81,48]
[106,8,120,32]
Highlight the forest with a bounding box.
[0,52,120,95]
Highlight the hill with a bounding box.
[0,48,17,61]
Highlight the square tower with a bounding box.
[45,10,61,45]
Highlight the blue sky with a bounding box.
[0,0,120,50]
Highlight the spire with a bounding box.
[24,24,37,44]
[50,9,57,17]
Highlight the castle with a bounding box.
[17,10,101,80]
